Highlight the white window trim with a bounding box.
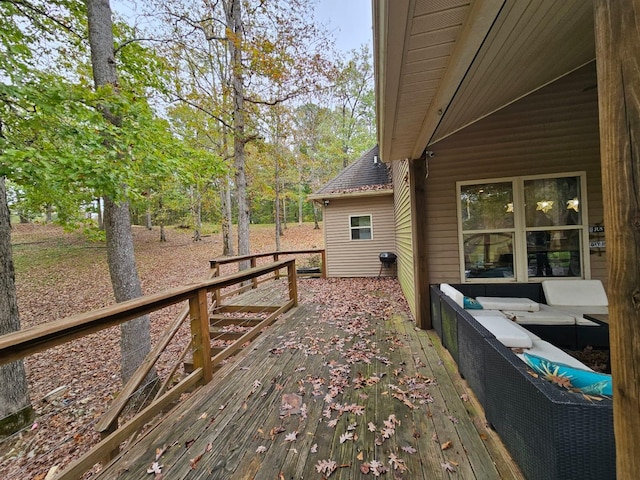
[349,214,373,241]
[456,171,590,283]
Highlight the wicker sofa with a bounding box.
[429,284,615,480]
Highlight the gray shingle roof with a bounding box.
[315,145,391,195]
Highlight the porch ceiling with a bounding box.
[373,0,596,162]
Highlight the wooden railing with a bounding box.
[0,259,298,480]
[209,249,325,304]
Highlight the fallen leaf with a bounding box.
[189,454,202,470]
[357,451,364,461]
[256,445,267,453]
[339,432,353,443]
[441,441,453,450]
[147,462,163,474]
[284,431,298,442]
[310,443,318,453]
[442,461,456,472]
[401,445,417,454]
[315,459,337,476]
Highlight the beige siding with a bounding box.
[421,63,606,286]
[392,159,417,318]
[324,194,396,277]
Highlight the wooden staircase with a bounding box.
[183,305,286,374]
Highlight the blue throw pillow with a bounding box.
[463,296,483,310]
[523,353,612,396]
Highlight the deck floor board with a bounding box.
[95,280,523,480]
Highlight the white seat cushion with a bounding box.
[542,280,608,307]
[473,315,533,348]
[440,283,464,308]
[550,305,609,316]
[469,309,506,317]
[503,305,576,326]
[576,317,601,326]
[476,297,539,312]
[516,340,593,371]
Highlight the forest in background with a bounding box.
[2,0,375,245]
[0,0,377,444]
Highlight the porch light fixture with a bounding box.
[567,197,579,212]
[536,200,554,213]
[323,199,330,207]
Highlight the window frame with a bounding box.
[456,172,590,283]
[349,214,373,241]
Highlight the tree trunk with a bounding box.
[594,1,640,476]
[0,176,33,437]
[225,0,250,265]
[275,150,282,251]
[313,202,319,229]
[86,0,156,387]
[221,173,234,256]
[191,186,202,242]
[298,178,303,226]
[45,204,53,223]
[97,197,104,230]
[282,196,287,231]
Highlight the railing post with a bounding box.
[274,253,280,279]
[251,257,258,289]
[189,288,212,384]
[210,261,222,308]
[321,250,327,278]
[287,260,298,307]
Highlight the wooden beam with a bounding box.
[95,304,189,434]
[594,1,640,476]
[55,369,203,480]
[411,0,506,157]
[190,289,213,384]
[0,259,293,366]
[409,156,431,329]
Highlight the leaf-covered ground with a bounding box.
[1,222,326,479]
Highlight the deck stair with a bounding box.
[183,307,278,373]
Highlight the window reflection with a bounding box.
[463,232,515,278]
[527,229,581,277]
[461,182,514,230]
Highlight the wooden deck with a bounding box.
[94,279,523,479]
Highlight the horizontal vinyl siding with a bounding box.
[423,63,606,286]
[324,195,395,277]
[393,159,417,318]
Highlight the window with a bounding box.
[350,214,372,240]
[458,173,588,282]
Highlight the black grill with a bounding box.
[379,252,397,268]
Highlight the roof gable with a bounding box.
[315,146,392,195]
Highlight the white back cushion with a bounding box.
[476,296,539,312]
[542,280,608,307]
[473,315,533,349]
[440,283,464,308]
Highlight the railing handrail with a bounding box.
[209,248,324,267]
[0,259,294,366]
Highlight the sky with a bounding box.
[313,0,373,54]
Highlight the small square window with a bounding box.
[350,215,372,240]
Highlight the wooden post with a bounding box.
[274,253,280,279]
[211,261,221,308]
[594,1,640,476]
[409,155,431,329]
[251,257,258,289]
[189,289,212,384]
[287,261,298,306]
[321,250,327,278]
